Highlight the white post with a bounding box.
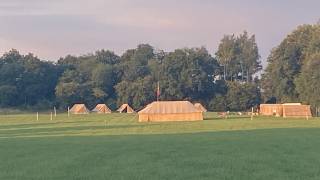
[68,106,70,117]
[54,106,57,117]
[251,107,254,121]
[51,112,53,121]
[37,112,39,121]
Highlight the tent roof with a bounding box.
[70,104,89,112]
[283,103,302,105]
[138,101,202,114]
[194,103,207,112]
[92,104,111,112]
[117,104,134,113]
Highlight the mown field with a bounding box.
[1,113,320,180]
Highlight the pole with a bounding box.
[54,106,57,117]
[223,65,226,80]
[51,112,53,121]
[68,106,70,117]
[251,107,254,121]
[157,81,160,101]
[37,112,39,121]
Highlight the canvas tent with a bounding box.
[138,101,203,122]
[70,104,89,114]
[117,104,135,113]
[194,103,207,112]
[260,103,312,118]
[92,104,111,114]
[260,104,283,116]
[283,104,312,118]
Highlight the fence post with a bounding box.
[251,107,254,120]
[54,106,57,117]
[51,112,53,121]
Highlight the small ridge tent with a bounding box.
[117,104,135,113]
[92,104,111,114]
[70,104,89,114]
[138,101,203,122]
[194,103,207,112]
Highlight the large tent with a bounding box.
[69,104,89,114]
[92,104,111,114]
[194,103,207,112]
[283,104,312,118]
[260,103,312,118]
[138,101,203,122]
[117,104,135,113]
[260,104,283,116]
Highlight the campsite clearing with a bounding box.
[1,113,320,180]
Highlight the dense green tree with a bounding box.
[261,24,320,103]
[216,31,261,81]
[55,50,120,109]
[236,31,261,81]
[208,81,260,111]
[115,44,156,108]
[160,47,220,103]
[295,53,320,109]
[215,35,237,80]
[0,50,60,108]
[0,85,19,107]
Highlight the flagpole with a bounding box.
[157,81,160,101]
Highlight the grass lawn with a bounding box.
[1,113,320,180]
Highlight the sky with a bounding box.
[0,0,319,67]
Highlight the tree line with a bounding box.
[0,23,319,112]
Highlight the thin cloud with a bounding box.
[0,0,319,64]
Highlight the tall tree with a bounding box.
[236,31,261,81]
[216,32,261,81]
[56,50,120,109]
[0,49,60,108]
[295,53,320,109]
[215,35,237,80]
[261,24,319,103]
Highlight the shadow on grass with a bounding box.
[0,118,134,130]
[204,116,251,121]
[0,124,148,138]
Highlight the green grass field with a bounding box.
[1,113,320,180]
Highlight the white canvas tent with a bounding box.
[138,101,203,122]
[70,104,89,114]
[194,103,207,112]
[92,104,111,113]
[117,104,135,113]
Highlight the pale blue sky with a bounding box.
[0,0,319,67]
